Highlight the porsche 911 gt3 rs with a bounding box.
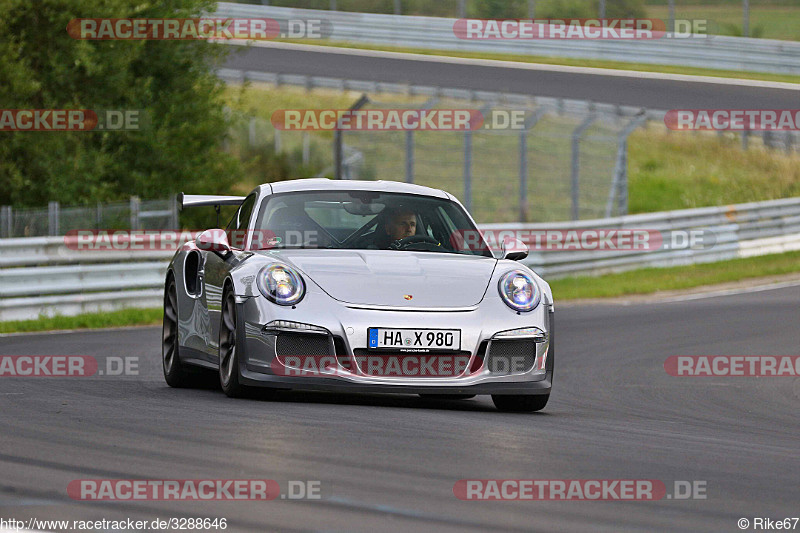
[163,179,554,412]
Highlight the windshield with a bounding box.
[251,190,492,257]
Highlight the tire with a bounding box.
[219,288,248,398]
[419,394,476,400]
[492,394,549,413]
[162,276,198,388]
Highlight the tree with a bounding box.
[0,0,241,207]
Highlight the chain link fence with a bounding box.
[335,95,638,224]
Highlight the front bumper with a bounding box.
[235,285,554,396]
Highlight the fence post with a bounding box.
[394,0,401,15]
[170,195,179,229]
[741,130,749,151]
[528,0,535,18]
[607,113,647,218]
[130,197,140,230]
[519,131,528,222]
[330,0,336,10]
[249,117,257,147]
[96,202,103,229]
[336,94,369,180]
[785,131,794,154]
[405,130,414,183]
[458,0,465,18]
[0,206,11,238]
[48,201,60,236]
[518,108,547,223]
[464,130,472,213]
[274,128,282,153]
[302,132,310,165]
[571,113,597,220]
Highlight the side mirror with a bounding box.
[502,237,529,261]
[196,229,231,255]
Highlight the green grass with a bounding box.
[628,126,800,213]
[2,251,799,332]
[0,307,163,334]
[271,38,800,84]
[647,5,800,41]
[550,250,800,299]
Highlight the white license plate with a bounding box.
[368,328,461,351]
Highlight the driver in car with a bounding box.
[373,207,417,249]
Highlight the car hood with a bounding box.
[258,250,497,308]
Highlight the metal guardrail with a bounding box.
[1,197,799,321]
[214,3,800,75]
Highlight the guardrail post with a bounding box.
[464,130,472,213]
[405,130,414,183]
[571,113,597,220]
[48,201,60,236]
[0,206,11,238]
[130,197,140,230]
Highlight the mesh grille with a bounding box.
[276,334,332,357]
[486,339,537,375]
[352,349,471,377]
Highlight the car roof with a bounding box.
[259,179,449,199]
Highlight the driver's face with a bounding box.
[386,213,416,241]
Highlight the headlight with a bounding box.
[257,264,305,305]
[498,270,540,312]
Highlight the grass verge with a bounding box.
[0,307,162,335]
[2,251,799,333]
[549,250,800,299]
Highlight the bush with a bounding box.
[0,0,242,207]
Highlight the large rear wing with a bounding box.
[178,193,245,210]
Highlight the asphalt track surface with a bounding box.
[223,44,800,109]
[1,285,798,532]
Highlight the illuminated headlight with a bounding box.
[498,270,540,312]
[257,264,305,306]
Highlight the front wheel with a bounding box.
[219,290,247,398]
[492,394,549,413]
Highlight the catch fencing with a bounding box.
[1,197,799,321]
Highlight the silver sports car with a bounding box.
[163,179,554,412]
